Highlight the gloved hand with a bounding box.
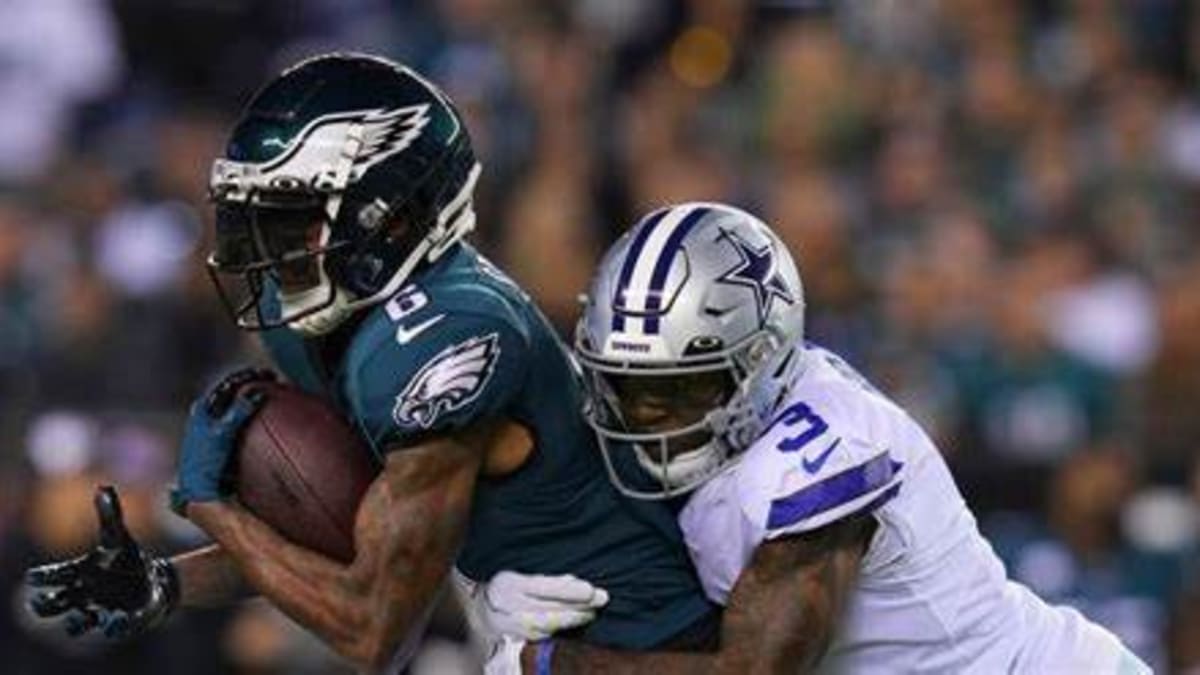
[170,367,275,515]
[26,486,179,639]
[453,569,609,675]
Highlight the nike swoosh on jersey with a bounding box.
[396,314,445,345]
[801,437,842,474]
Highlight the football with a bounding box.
[234,381,379,563]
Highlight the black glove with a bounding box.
[201,367,276,416]
[26,486,179,639]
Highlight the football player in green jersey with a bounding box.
[25,53,717,671]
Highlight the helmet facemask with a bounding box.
[207,187,356,334]
[207,144,482,336]
[579,326,796,500]
[576,202,807,500]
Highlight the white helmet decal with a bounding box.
[350,105,433,178]
[210,105,432,202]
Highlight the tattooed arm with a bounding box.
[172,544,252,608]
[185,429,485,671]
[531,515,875,675]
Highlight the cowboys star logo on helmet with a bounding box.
[393,333,501,429]
[715,228,794,324]
[575,202,807,499]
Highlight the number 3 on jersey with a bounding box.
[386,286,445,345]
[772,401,829,453]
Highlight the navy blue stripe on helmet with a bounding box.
[642,206,711,334]
[611,208,670,332]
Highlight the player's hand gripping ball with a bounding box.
[170,367,276,515]
[232,381,379,562]
[26,486,179,638]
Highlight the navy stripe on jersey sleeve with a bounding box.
[767,453,902,530]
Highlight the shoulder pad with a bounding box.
[344,284,532,451]
[736,385,905,540]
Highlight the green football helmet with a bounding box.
[207,52,480,334]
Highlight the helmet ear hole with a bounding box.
[346,254,384,290]
[356,199,390,231]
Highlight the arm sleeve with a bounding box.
[347,312,531,453]
[759,437,903,540]
[735,395,906,542]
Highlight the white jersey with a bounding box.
[679,344,1147,674]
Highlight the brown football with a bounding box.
[234,381,379,563]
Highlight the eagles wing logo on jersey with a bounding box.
[393,333,501,429]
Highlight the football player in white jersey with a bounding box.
[471,202,1149,674]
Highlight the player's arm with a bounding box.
[23,369,279,638]
[523,515,873,675]
[183,319,527,670]
[172,544,253,607]
[24,488,263,641]
[186,425,485,672]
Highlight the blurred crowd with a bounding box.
[1,0,1199,673]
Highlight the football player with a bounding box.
[475,202,1151,674]
[24,54,720,671]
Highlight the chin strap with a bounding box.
[634,439,726,494]
[426,161,481,261]
[280,225,356,336]
[283,283,355,336]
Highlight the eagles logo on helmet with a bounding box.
[206,52,481,335]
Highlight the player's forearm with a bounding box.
[186,501,386,665]
[531,642,732,675]
[529,598,803,675]
[531,605,825,674]
[172,543,253,608]
[533,521,872,675]
[524,601,773,674]
[186,442,479,672]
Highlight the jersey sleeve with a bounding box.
[347,309,531,452]
[736,392,905,542]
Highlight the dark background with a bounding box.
[0,0,1198,672]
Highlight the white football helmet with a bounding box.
[575,202,807,499]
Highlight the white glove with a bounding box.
[484,636,527,675]
[453,568,609,675]
[454,568,609,642]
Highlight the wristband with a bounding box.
[535,639,556,675]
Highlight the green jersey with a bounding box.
[259,244,715,648]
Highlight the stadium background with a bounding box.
[0,0,1198,672]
